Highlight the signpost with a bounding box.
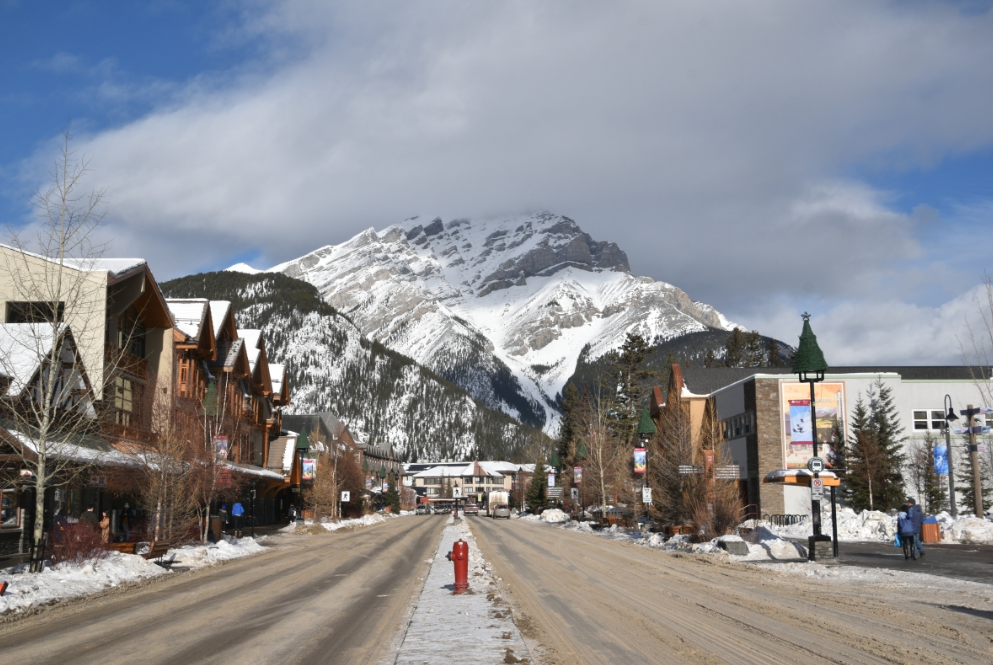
[453,485,462,499]
[807,457,825,474]
[571,487,579,500]
[642,487,653,505]
[547,487,563,498]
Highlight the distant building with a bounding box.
[403,461,533,506]
[652,364,993,518]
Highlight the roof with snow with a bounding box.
[0,323,60,396]
[166,299,209,340]
[209,301,232,339]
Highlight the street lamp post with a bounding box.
[793,313,831,561]
[944,395,959,517]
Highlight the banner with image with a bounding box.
[934,445,949,474]
[780,381,845,469]
[633,448,647,474]
[213,436,228,461]
[574,466,582,484]
[301,458,315,481]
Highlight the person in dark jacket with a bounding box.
[897,509,917,560]
[906,498,926,557]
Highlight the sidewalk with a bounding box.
[809,539,993,585]
[395,517,531,665]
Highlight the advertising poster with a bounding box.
[365,478,373,490]
[633,448,647,474]
[934,445,949,474]
[548,473,556,487]
[780,381,845,469]
[301,458,315,481]
[213,435,228,460]
[574,466,582,484]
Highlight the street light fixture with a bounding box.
[793,313,831,561]
[944,395,958,517]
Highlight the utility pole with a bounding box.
[965,405,985,517]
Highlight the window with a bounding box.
[5,301,64,324]
[722,412,755,440]
[912,409,946,431]
[115,377,133,426]
[1,490,18,528]
[465,487,474,493]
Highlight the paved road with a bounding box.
[822,539,993,584]
[470,516,993,665]
[0,516,446,665]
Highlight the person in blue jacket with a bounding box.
[897,507,917,560]
[232,501,245,538]
[906,498,925,557]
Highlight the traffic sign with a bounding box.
[453,485,462,498]
[811,477,824,500]
[341,491,350,503]
[807,457,825,473]
[642,487,653,505]
[570,487,579,500]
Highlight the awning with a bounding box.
[221,461,286,481]
[763,469,841,487]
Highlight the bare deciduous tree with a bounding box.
[574,385,626,520]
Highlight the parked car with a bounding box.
[463,504,479,515]
[415,505,430,515]
[492,504,511,519]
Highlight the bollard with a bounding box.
[445,538,470,593]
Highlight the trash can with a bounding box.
[922,522,941,544]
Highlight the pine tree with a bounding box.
[767,339,784,367]
[525,451,548,510]
[605,333,657,447]
[384,477,401,514]
[704,348,716,368]
[744,330,765,367]
[870,379,907,510]
[844,396,880,511]
[558,382,580,468]
[724,328,745,368]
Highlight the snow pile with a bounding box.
[165,536,265,568]
[321,513,390,531]
[540,508,570,523]
[0,552,167,616]
[762,507,993,545]
[944,517,993,544]
[739,526,807,561]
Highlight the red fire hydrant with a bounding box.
[445,539,470,594]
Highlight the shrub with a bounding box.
[49,521,110,565]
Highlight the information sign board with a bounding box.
[642,487,653,505]
[546,487,563,498]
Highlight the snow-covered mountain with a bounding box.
[249,212,735,431]
[160,271,549,462]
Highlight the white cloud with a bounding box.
[18,1,993,364]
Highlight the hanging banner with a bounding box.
[213,436,228,460]
[933,445,949,474]
[574,466,582,484]
[634,448,647,474]
[548,473,556,487]
[780,381,846,469]
[301,458,315,481]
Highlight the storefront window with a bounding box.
[1,489,18,528]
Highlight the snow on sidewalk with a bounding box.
[1,535,267,616]
[396,516,531,665]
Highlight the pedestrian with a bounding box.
[120,502,131,542]
[907,498,926,558]
[80,505,98,528]
[897,507,917,560]
[99,511,111,544]
[232,501,245,538]
[220,503,228,533]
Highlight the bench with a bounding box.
[106,542,139,555]
[143,540,174,564]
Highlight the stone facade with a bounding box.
[754,378,785,516]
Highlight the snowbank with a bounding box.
[738,526,808,561]
[164,536,266,568]
[762,507,993,545]
[0,552,167,616]
[539,508,570,523]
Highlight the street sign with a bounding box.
[715,465,740,480]
[570,487,579,500]
[341,491,350,503]
[453,485,462,498]
[547,487,563,498]
[807,457,825,473]
[642,487,653,505]
[811,478,824,500]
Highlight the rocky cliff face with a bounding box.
[257,212,734,432]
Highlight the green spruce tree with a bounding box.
[744,330,765,367]
[767,339,784,367]
[724,328,745,368]
[869,379,907,510]
[384,476,401,514]
[605,333,657,447]
[525,451,548,511]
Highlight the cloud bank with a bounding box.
[20,0,993,363]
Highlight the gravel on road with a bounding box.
[471,516,993,665]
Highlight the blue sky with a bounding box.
[2,1,993,364]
